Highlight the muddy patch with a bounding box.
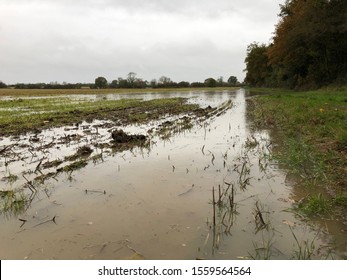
[111,129,147,144]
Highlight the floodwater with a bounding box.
[0,89,345,259]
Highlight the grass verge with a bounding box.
[247,87,347,217]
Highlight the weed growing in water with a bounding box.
[234,153,252,191]
[253,201,269,233]
[290,226,317,260]
[2,173,19,184]
[248,231,275,260]
[0,190,28,216]
[210,182,238,253]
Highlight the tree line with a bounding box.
[244,0,347,89]
[0,74,240,90]
[95,73,240,89]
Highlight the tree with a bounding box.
[217,76,224,86]
[267,0,347,88]
[127,72,137,88]
[150,79,157,88]
[191,82,204,87]
[227,76,238,86]
[133,78,147,88]
[158,76,173,87]
[204,78,217,87]
[244,43,272,87]
[109,80,118,88]
[95,77,108,89]
[178,81,190,87]
[117,78,128,88]
[0,81,7,88]
[244,0,347,88]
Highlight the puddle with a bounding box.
[0,89,345,259]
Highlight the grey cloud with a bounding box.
[0,0,283,83]
[2,0,237,17]
[1,0,279,17]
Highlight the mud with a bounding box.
[111,129,147,144]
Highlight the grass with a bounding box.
[249,232,275,260]
[290,226,317,260]
[2,174,19,184]
[296,194,332,216]
[248,87,347,216]
[0,190,27,216]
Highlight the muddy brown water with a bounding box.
[0,89,345,259]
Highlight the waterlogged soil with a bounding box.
[0,89,345,259]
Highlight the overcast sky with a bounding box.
[0,0,283,84]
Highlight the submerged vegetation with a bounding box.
[248,87,347,218]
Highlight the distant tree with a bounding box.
[117,77,128,88]
[150,79,157,88]
[217,76,225,86]
[14,83,25,89]
[158,76,173,87]
[0,81,7,88]
[134,78,147,88]
[227,76,238,86]
[204,78,217,87]
[178,81,190,87]
[127,72,137,88]
[158,76,171,84]
[95,76,108,89]
[190,82,205,87]
[109,80,118,88]
[23,83,45,89]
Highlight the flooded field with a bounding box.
[0,89,345,259]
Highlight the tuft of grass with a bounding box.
[296,194,331,216]
[333,194,347,208]
[2,173,19,184]
[336,130,347,151]
[248,232,275,260]
[0,190,27,216]
[290,227,317,260]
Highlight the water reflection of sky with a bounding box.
[0,90,237,108]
